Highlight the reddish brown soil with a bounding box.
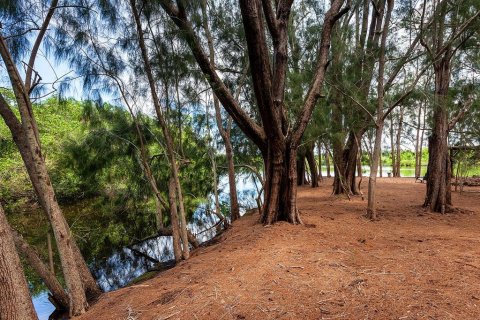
[77,178,480,320]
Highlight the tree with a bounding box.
[0,1,100,315]
[419,0,480,213]
[158,0,349,224]
[0,203,38,320]
[201,0,241,221]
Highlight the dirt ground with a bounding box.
[77,178,480,320]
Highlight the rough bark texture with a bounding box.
[0,203,38,320]
[424,58,452,213]
[168,177,183,262]
[306,143,319,188]
[11,229,69,310]
[0,37,89,316]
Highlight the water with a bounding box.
[318,165,427,177]
[32,174,259,320]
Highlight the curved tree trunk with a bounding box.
[11,229,69,310]
[0,203,38,320]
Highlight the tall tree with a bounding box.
[420,0,480,213]
[158,0,348,224]
[0,1,100,314]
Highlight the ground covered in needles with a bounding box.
[77,178,480,320]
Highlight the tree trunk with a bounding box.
[317,141,323,181]
[394,107,403,177]
[424,59,452,213]
[306,143,319,187]
[367,123,384,219]
[168,177,183,262]
[201,0,240,222]
[262,142,301,225]
[0,203,38,320]
[414,102,423,178]
[225,131,240,220]
[325,144,331,178]
[297,154,306,186]
[379,145,383,177]
[334,132,360,195]
[11,229,69,310]
[130,0,190,259]
[390,115,396,177]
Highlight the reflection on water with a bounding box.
[32,174,259,320]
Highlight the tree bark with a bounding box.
[390,115,396,176]
[297,153,306,186]
[367,0,393,219]
[0,203,38,320]
[306,143,319,187]
[0,38,89,316]
[424,58,452,213]
[325,143,331,178]
[394,107,403,177]
[11,229,69,310]
[317,141,323,181]
[167,177,182,262]
[415,102,423,178]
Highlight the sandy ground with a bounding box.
[76,178,480,320]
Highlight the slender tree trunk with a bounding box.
[0,203,38,320]
[415,102,423,177]
[306,143,319,187]
[168,177,182,262]
[130,0,190,258]
[297,153,306,186]
[0,35,95,315]
[367,0,392,219]
[394,107,403,177]
[11,229,69,310]
[379,145,383,177]
[201,0,239,222]
[419,103,426,175]
[390,115,396,177]
[325,144,331,178]
[225,126,240,220]
[317,141,323,181]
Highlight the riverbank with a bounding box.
[76,178,480,320]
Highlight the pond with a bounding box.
[31,175,259,320]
